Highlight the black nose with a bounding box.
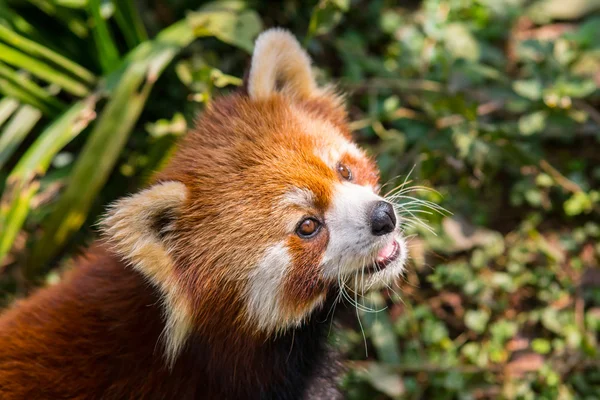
[369,201,396,236]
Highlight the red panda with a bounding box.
[0,28,407,399]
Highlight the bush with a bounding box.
[1,1,599,398]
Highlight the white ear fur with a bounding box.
[248,28,318,100]
[100,181,192,367]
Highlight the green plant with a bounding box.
[1,0,599,398]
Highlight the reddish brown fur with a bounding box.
[0,246,338,399]
[0,90,352,398]
[0,23,389,397]
[0,246,188,399]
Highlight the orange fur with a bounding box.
[0,29,401,399]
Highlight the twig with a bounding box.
[539,159,582,194]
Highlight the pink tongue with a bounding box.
[377,241,396,262]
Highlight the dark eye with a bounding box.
[296,218,320,238]
[338,163,352,180]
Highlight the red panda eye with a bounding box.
[337,164,352,180]
[296,218,320,238]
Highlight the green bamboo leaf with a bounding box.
[0,105,42,170]
[0,3,43,41]
[0,24,96,85]
[26,0,88,38]
[88,0,121,73]
[0,61,66,115]
[0,42,90,97]
[113,1,148,48]
[27,18,198,274]
[0,98,97,264]
[0,97,19,127]
[0,76,56,116]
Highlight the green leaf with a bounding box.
[532,338,552,354]
[0,24,96,85]
[444,23,480,61]
[0,105,42,170]
[364,363,405,398]
[0,61,66,115]
[27,0,89,37]
[0,98,97,264]
[564,191,594,216]
[565,16,600,48]
[306,0,350,42]
[0,97,19,127]
[0,42,90,97]
[465,309,490,334]
[513,79,543,101]
[88,0,121,73]
[188,2,262,53]
[519,110,547,135]
[113,1,148,48]
[555,79,597,99]
[27,18,199,273]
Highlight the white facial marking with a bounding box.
[321,183,382,278]
[282,187,315,209]
[246,242,291,333]
[320,182,406,288]
[315,140,365,170]
[245,242,327,333]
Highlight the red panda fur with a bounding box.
[0,28,407,399]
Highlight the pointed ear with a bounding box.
[246,28,319,100]
[100,181,193,366]
[100,181,187,277]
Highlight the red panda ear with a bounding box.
[100,181,187,274]
[246,28,319,101]
[100,181,193,366]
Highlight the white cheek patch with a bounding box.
[321,182,384,279]
[245,242,291,333]
[245,241,328,334]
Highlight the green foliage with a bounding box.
[1,0,599,398]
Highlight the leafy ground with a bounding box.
[1,0,599,399]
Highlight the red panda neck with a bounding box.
[0,245,339,399]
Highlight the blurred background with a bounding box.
[0,0,599,398]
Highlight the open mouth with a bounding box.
[364,239,401,274]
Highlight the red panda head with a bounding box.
[101,28,407,365]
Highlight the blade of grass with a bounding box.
[0,42,90,97]
[26,0,88,38]
[27,18,197,275]
[0,61,66,115]
[0,97,19,127]
[0,3,44,42]
[0,76,56,116]
[88,0,120,74]
[113,1,148,48]
[0,105,42,170]
[0,24,96,85]
[0,97,97,264]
